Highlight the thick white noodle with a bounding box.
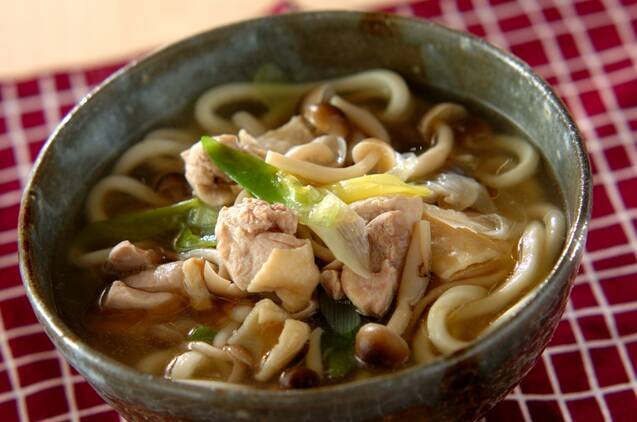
[285,135,347,167]
[86,175,169,222]
[231,111,267,136]
[407,124,454,181]
[328,69,412,122]
[194,69,412,133]
[453,221,545,321]
[407,270,508,333]
[112,139,186,175]
[329,96,390,142]
[427,285,488,354]
[474,135,539,188]
[178,248,222,265]
[265,150,380,184]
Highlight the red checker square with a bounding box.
[600,272,637,305]
[0,179,20,198]
[527,400,562,421]
[605,389,637,421]
[60,103,75,118]
[467,24,487,37]
[579,90,606,116]
[590,345,629,387]
[0,295,38,330]
[8,331,53,358]
[0,147,16,171]
[26,385,69,421]
[591,184,614,218]
[613,78,637,108]
[70,365,80,375]
[592,252,636,272]
[16,78,40,98]
[543,6,562,22]
[550,319,576,346]
[486,400,524,421]
[556,33,580,60]
[498,14,532,32]
[622,0,637,5]
[456,0,474,12]
[488,0,514,5]
[84,63,124,87]
[586,223,627,252]
[594,123,617,138]
[546,75,559,86]
[567,397,604,422]
[571,282,598,309]
[551,350,590,392]
[588,25,622,52]
[570,68,591,82]
[575,0,606,15]
[75,381,106,409]
[20,109,46,129]
[411,0,442,17]
[28,139,46,162]
[520,357,553,394]
[0,116,6,134]
[0,401,18,422]
[0,266,21,290]
[577,314,611,341]
[0,369,11,393]
[0,203,20,231]
[18,358,62,387]
[510,40,549,67]
[630,119,637,131]
[54,73,71,91]
[604,57,633,73]
[614,309,637,336]
[617,176,637,208]
[81,412,120,422]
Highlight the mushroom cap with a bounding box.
[355,323,410,368]
[279,367,321,389]
[352,139,396,172]
[300,84,334,112]
[418,103,468,142]
[304,103,350,138]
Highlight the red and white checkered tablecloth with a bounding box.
[1,0,636,421]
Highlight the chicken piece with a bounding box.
[367,210,411,271]
[350,195,423,227]
[215,199,306,290]
[319,269,343,300]
[107,240,160,273]
[123,261,184,293]
[341,200,421,318]
[342,260,398,318]
[248,241,319,312]
[257,116,314,154]
[100,281,183,313]
[181,135,238,207]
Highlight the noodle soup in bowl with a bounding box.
[19,11,590,421]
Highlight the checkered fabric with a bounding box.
[1,0,636,420]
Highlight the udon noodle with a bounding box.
[62,68,565,389]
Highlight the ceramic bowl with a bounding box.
[19,11,591,421]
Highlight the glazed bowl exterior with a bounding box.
[18,11,591,421]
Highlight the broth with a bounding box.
[57,69,564,389]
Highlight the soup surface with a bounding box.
[58,69,565,389]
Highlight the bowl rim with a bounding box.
[18,10,591,406]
